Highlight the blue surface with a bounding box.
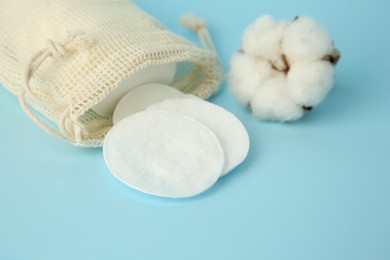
[1,0,390,259]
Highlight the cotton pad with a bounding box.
[103,110,224,198]
[112,83,189,124]
[147,98,250,176]
[92,63,177,118]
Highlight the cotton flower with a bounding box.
[229,15,340,122]
[287,60,335,108]
[242,15,289,71]
[229,51,274,105]
[251,72,304,121]
[282,16,336,64]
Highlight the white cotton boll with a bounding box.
[287,60,335,108]
[229,52,273,105]
[282,16,334,63]
[256,21,289,71]
[242,15,275,54]
[250,73,304,121]
[242,15,289,71]
[230,15,340,122]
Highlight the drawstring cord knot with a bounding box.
[19,32,94,141]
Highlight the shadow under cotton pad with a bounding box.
[148,99,250,176]
[103,110,225,198]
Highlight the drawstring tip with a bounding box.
[180,14,207,32]
[180,14,217,52]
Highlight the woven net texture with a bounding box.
[0,0,223,146]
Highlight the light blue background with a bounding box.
[1,0,389,259]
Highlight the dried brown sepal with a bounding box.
[281,54,291,73]
[323,48,341,65]
[272,54,291,74]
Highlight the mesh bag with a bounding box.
[0,0,223,147]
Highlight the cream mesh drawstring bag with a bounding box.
[0,0,223,147]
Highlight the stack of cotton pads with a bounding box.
[103,83,250,198]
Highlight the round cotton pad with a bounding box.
[147,99,250,176]
[103,110,225,198]
[92,63,177,117]
[112,83,188,125]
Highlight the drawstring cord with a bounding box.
[19,32,93,141]
[180,14,217,52]
[19,16,215,142]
